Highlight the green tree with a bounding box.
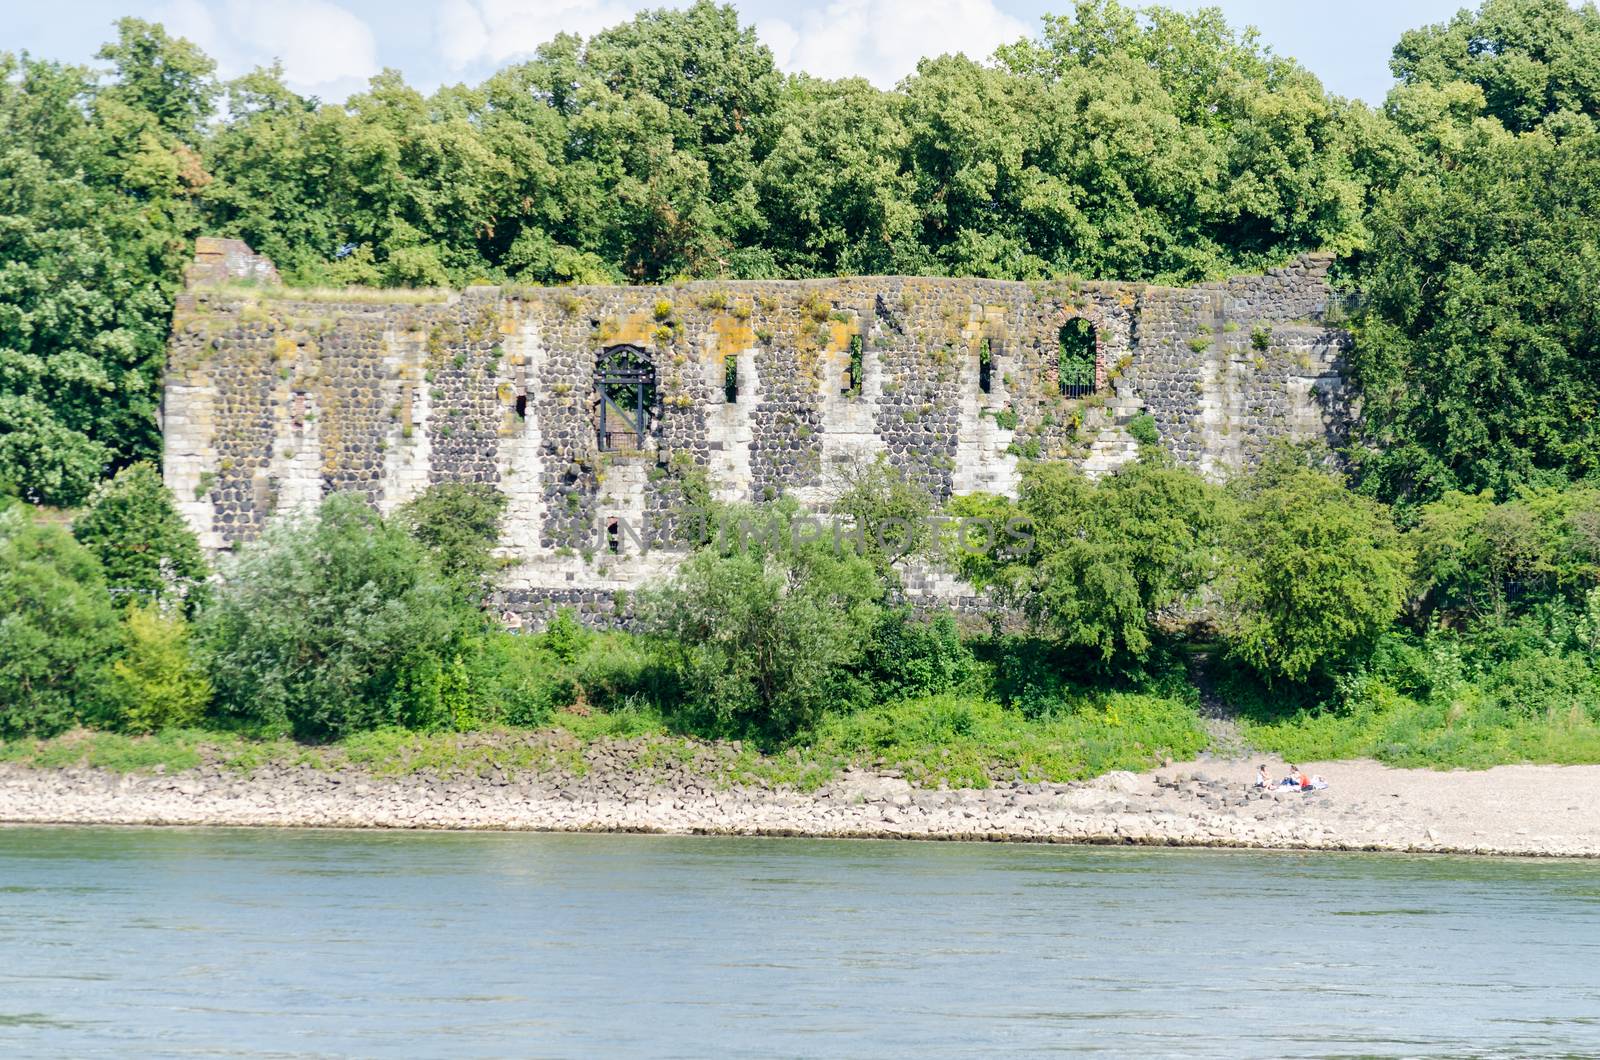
[0,500,120,736]
[0,28,210,502]
[756,76,922,276]
[395,481,509,601]
[95,17,218,141]
[103,601,212,732]
[1409,484,1600,625]
[1222,454,1410,686]
[984,0,1370,280]
[962,456,1225,667]
[1391,0,1600,134]
[200,494,475,739]
[828,454,937,579]
[1348,124,1600,505]
[640,501,883,743]
[72,463,206,605]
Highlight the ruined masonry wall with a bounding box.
[163,238,1351,627]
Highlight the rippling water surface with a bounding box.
[1,827,1597,1057]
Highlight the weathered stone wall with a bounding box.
[163,239,1350,626]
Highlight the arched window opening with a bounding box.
[514,393,527,419]
[1058,319,1097,398]
[978,338,993,395]
[596,344,655,452]
[723,355,738,403]
[606,517,621,555]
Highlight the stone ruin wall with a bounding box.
[163,237,1352,626]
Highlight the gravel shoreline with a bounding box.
[3,747,1598,857]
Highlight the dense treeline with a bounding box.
[4,0,1600,772]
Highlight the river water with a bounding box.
[1,827,1597,1057]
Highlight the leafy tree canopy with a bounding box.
[72,462,207,605]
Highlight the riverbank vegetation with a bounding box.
[4,0,1600,777]
[5,440,1600,780]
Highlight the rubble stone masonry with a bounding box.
[163,237,1352,626]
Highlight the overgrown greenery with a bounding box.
[639,500,884,743]
[72,462,208,607]
[200,494,474,739]
[5,0,1600,777]
[394,481,510,601]
[0,499,120,736]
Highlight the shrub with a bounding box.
[200,494,475,739]
[640,503,884,744]
[966,455,1226,668]
[863,611,979,701]
[72,463,207,608]
[395,481,509,600]
[1222,452,1409,686]
[0,500,120,736]
[1126,413,1159,447]
[827,454,936,577]
[462,630,585,728]
[103,602,212,733]
[542,607,589,663]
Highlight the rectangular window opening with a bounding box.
[1058,319,1097,399]
[843,335,864,397]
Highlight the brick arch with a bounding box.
[1052,304,1114,394]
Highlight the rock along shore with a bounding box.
[2,739,1598,858]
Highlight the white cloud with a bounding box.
[436,0,663,69]
[759,0,1030,86]
[158,0,378,95]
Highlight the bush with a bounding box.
[1222,452,1409,686]
[965,456,1225,668]
[0,500,120,736]
[863,610,979,701]
[72,463,207,608]
[102,602,212,733]
[395,482,509,600]
[200,493,476,739]
[464,631,577,728]
[1410,485,1600,624]
[1126,413,1159,447]
[828,454,936,577]
[640,502,884,744]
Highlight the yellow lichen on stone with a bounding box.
[607,313,657,346]
[709,314,756,358]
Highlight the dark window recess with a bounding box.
[514,394,527,419]
[843,334,864,397]
[596,344,655,451]
[1058,319,1097,398]
[978,339,993,394]
[724,355,738,403]
[606,518,620,555]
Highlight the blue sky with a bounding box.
[6,1,1480,105]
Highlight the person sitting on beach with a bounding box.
[1280,766,1301,789]
[1255,765,1271,788]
